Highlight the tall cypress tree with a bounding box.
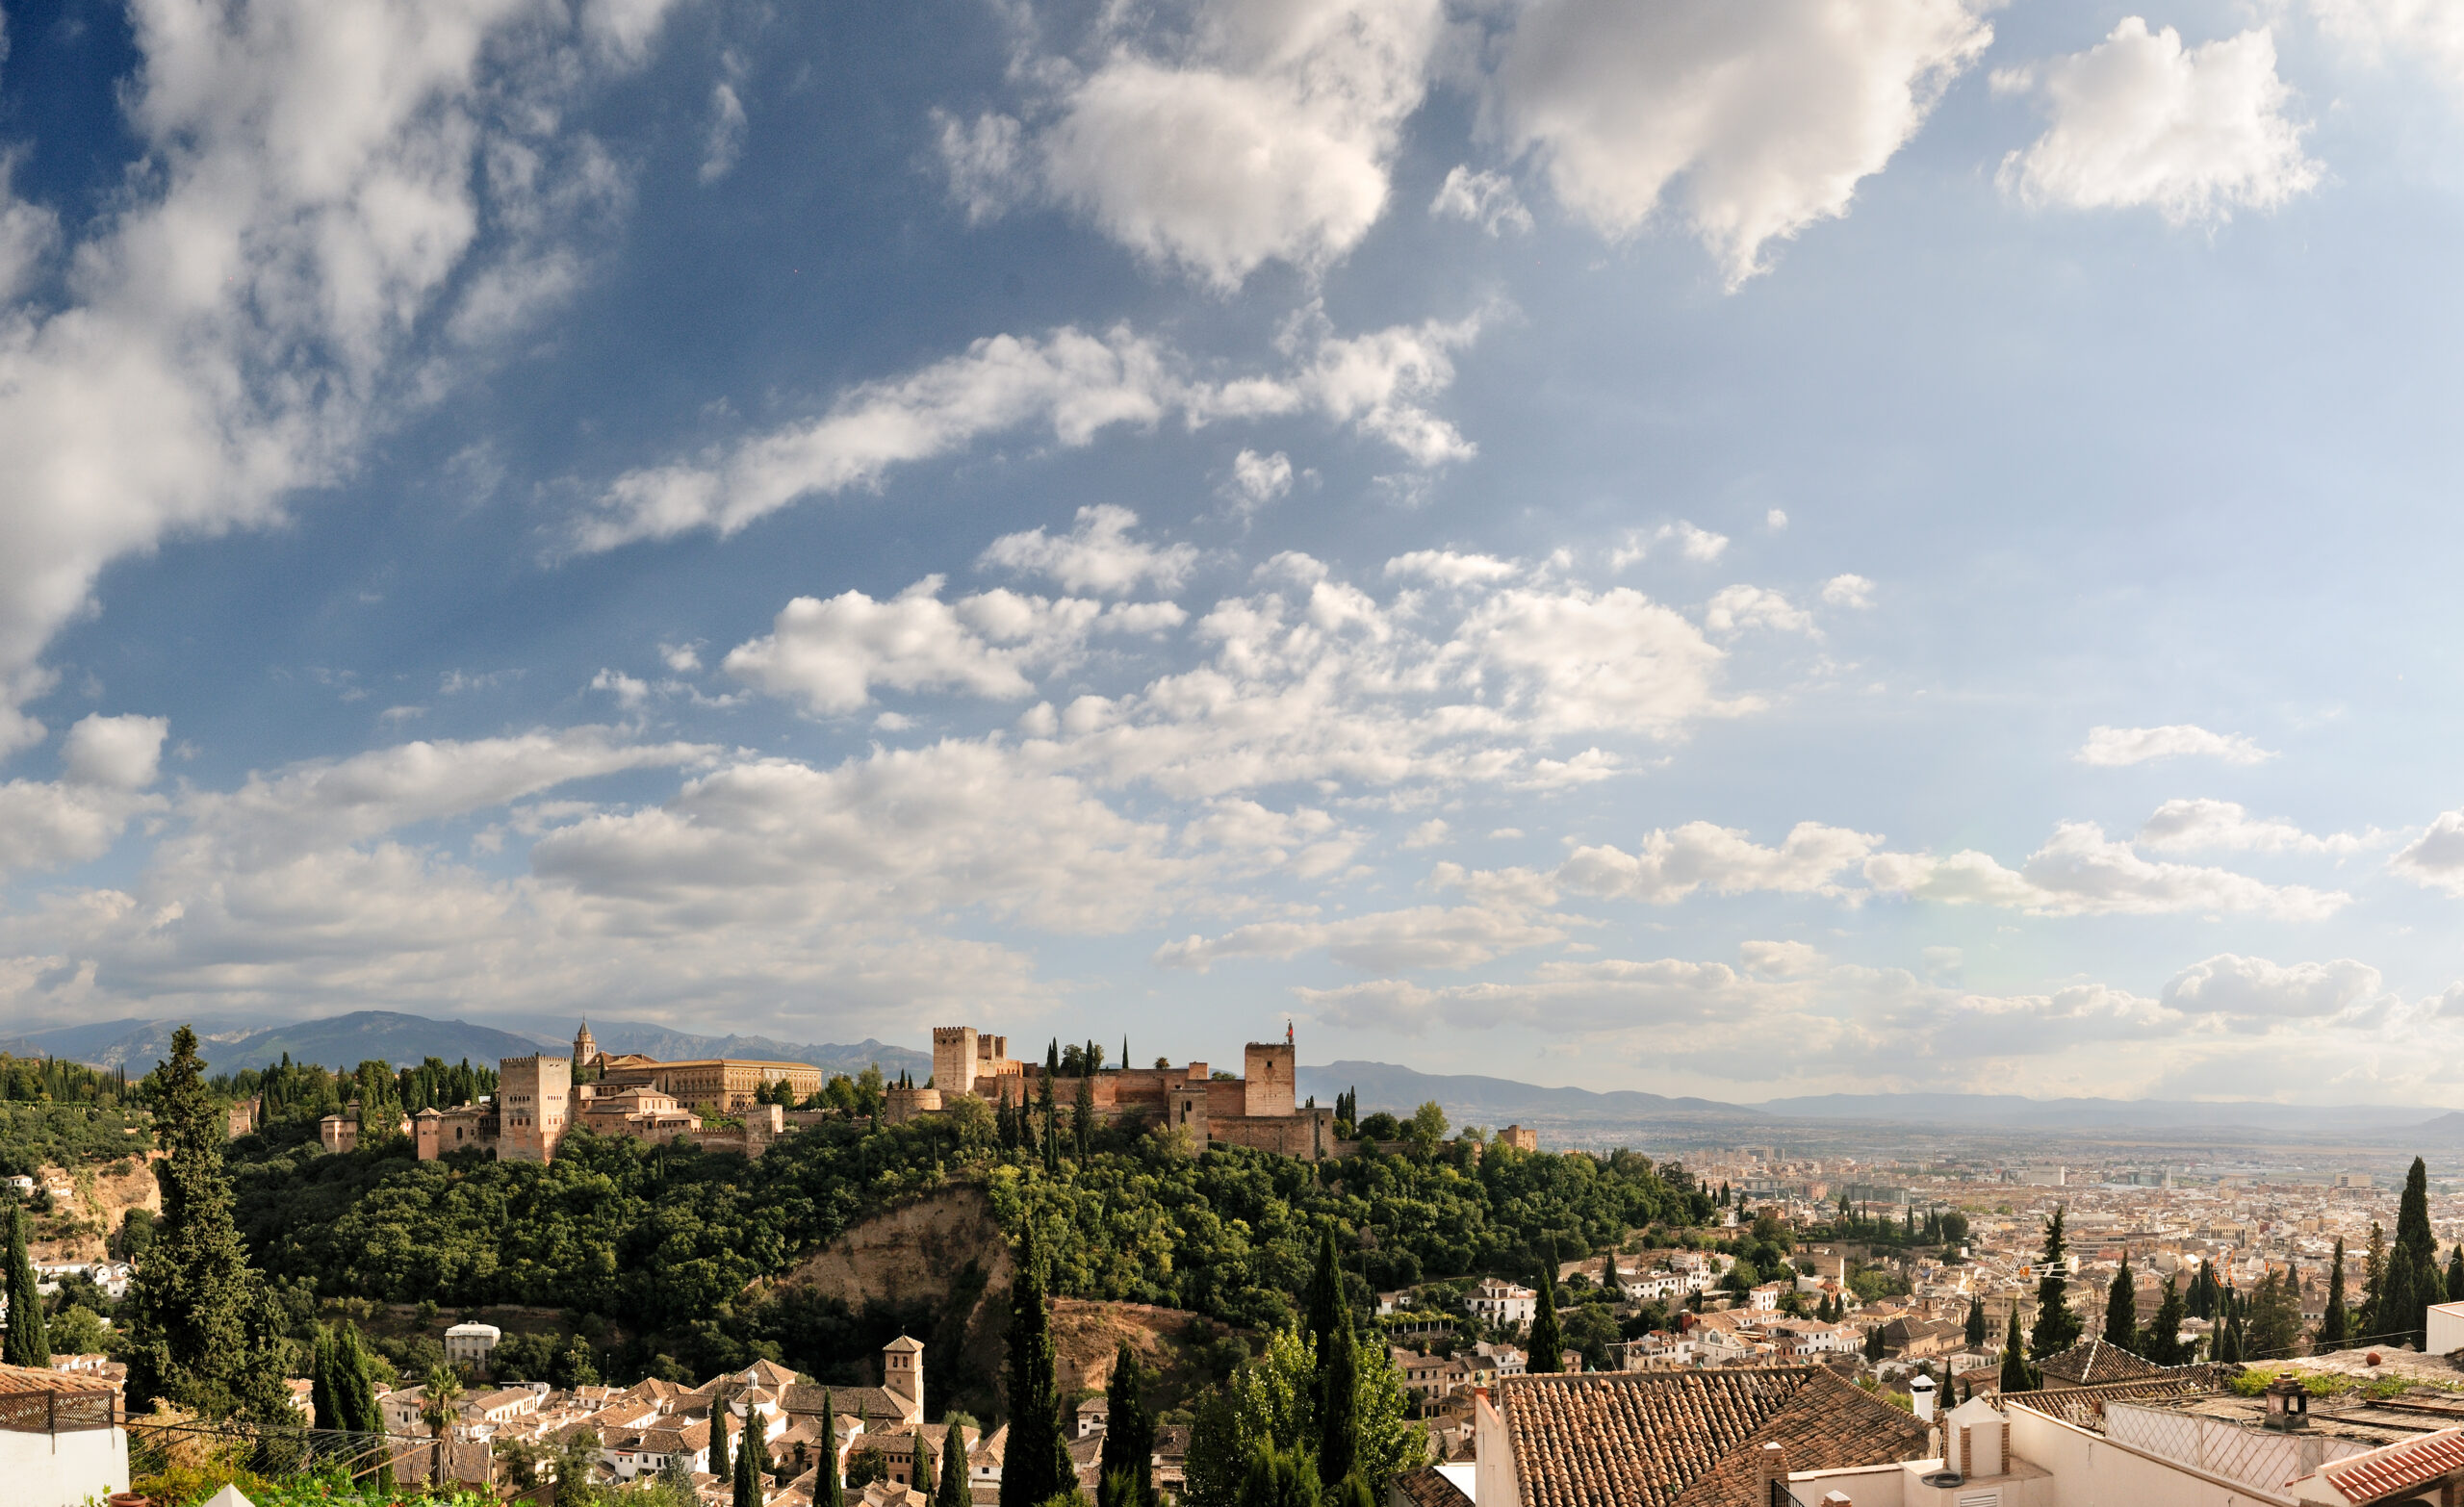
[2360,1223,2387,1342]
[2400,1158,2441,1303]
[2102,1256,2138,1354]
[1075,1066,1097,1160]
[1318,1316,1361,1489]
[5,1202,49,1367]
[2320,1239,2350,1352]
[1964,1294,1987,1350]
[1305,1232,1345,1358]
[821,1392,841,1507]
[2448,1243,2464,1316]
[2142,1277,2188,1367]
[1001,1222,1072,1507]
[714,1405,733,1487]
[1099,1341,1156,1507]
[938,1422,970,1507]
[2028,1207,2083,1360]
[1526,1268,1563,1374]
[123,1025,290,1421]
[1040,1042,1061,1171]
[913,1429,936,1501]
[330,1319,383,1434]
[1999,1308,2037,1393]
[735,1415,762,1507]
[2384,1244,2423,1350]
[310,1327,342,1432]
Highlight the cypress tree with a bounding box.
[735,1415,762,1507]
[1964,1294,1987,1350]
[913,1429,935,1501]
[1863,1324,1886,1363]
[310,1326,342,1432]
[1999,1308,2036,1393]
[1527,1268,1563,1374]
[331,1319,383,1433]
[1098,1342,1156,1507]
[2320,1239,2350,1352]
[715,1404,733,1487]
[2103,1256,2138,1354]
[5,1202,49,1367]
[2027,1207,2083,1360]
[122,1025,290,1421]
[2142,1277,2188,1367]
[1040,1042,1061,1171]
[2384,1244,2423,1350]
[1075,1067,1097,1160]
[1306,1232,1345,1357]
[2400,1158,2440,1301]
[2448,1244,2464,1315]
[1318,1316,1360,1489]
[2360,1223,2387,1341]
[1001,1222,1072,1507]
[821,1392,841,1507]
[939,1417,971,1507]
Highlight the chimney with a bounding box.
[1758,1442,1788,1496]
[1909,1372,1938,1423]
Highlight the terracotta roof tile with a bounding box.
[1497,1366,1930,1507]
[2001,1364,2239,1428]
[1393,1466,1472,1507]
[2034,1338,2164,1387]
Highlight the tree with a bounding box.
[4,1202,47,1367]
[1862,1325,1886,1364]
[1527,1268,1562,1373]
[1964,1294,1987,1350]
[1002,1221,1073,1507]
[819,1392,841,1507]
[941,1415,973,1507]
[2246,1268,2304,1363]
[2141,1277,2189,1367]
[1098,1342,1156,1507]
[422,1364,466,1486]
[2451,1245,2464,1315]
[2383,1243,2423,1350]
[2319,1239,2350,1352]
[556,1425,602,1507]
[715,1402,733,1488]
[1999,1308,2037,1392]
[737,1416,766,1507]
[122,1025,292,1422]
[1406,1103,1448,1156]
[2400,1157,2441,1305]
[2360,1223,2387,1342]
[1305,1232,1346,1359]
[1318,1315,1360,1488]
[1237,1440,1322,1507]
[914,1428,937,1504]
[1075,1068,1098,1161]
[2102,1256,2138,1355]
[2028,1207,2083,1360]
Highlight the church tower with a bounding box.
[573,1021,598,1073]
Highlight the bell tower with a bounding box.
[573,1021,598,1073]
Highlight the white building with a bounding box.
[1470,1279,1538,1328]
[444,1322,503,1367]
[0,1363,127,1507]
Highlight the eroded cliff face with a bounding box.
[765,1182,1015,1310]
[30,1153,163,1263]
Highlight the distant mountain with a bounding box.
[1298,1060,1750,1131]
[1753,1092,2440,1134]
[580,1024,929,1080]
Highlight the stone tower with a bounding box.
[572,1021,597,1073]
[883,1333,924,1423]
[499,1054,572,1163]
[932,1027,980,1094]
[1244,1038,1296,1119]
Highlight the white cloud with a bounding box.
[0,0,677,754]
[63,714,171,791]
[2393,811,2464,896]
[1429,166,1533,234]
[933,110,1028,224]
[1155,865,1565,971]
[1560,821,1881,904]
[1865,821,2348,920]
[1401,818,1450,850]
[2162,954,2387,1020]
[590,669,653,709]
[2076,724,2274,767]
[2136,798,2371,856]
[2308,1,2464,103]
[700,81,748,184]
[1994,20,2320,224]
[1383,549,1519,585]
[1704,584,1814,636]
[1765,508,1788,531]
[1024,0,1448,287]
[577,309,1481,549]
[1225,448,1295,515]
[980,505,1198,595]
[1739,938,1826,977]
[1820,574,1874,609]
[722,577,1184,714]
[1491,0,1993,284]
[0,716,171,879]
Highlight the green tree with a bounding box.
[2359,1223,2387,1341]
[1100,1341,1156,1507]
[1237,1440,1322,1507]
[1406,1104,1448,1157]
[2141,1277,2189,1367]
[1317,1315,1360,1489]
[2400,1157,2441,1304]
[819,1392,840,1507]
[1304,1232,1345,1359]
[2383,1244,2422,1350]
[1075,1068,1097,1161]
[2450,1245,2464,1315]
[2028,1207,2083,1360]
[714,1403,733,1487]
[914,1428,937,1502]
[122,1025,291,1421]
[737,1416,764,1507]
[1964,1294,1986,1350]
[1862,1325,1886,1363]
[1002,1221,1073,1507]
[4,1202,47,1367]
[1526,1268,1562,1373]
[556,1425,602,1506]
[2102,1256,2138,1354]
[2319,1239,2350,1352]
[422,1364,466,1486]
[941,1417,973,1507]
[1999,1307,2037,1393]
[2246,1268,2303,1362]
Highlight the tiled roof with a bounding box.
[2319,1427,2464,1503]
[2001,1365,2239,1427]
[1393,1466,1472,1507]
[1496,1365,1930,1507]
[785,1384,912,1423]
[0,1364,115,1396]
[2035,1338,2163,1387]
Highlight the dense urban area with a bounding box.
[13,1022,2464,1507]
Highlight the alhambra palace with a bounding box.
[319,1022,1345,1163]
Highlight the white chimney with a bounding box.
[1909,1372,1937,1423]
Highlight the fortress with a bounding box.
[910,1023,1341,1160]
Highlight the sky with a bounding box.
[3,0,2464,1104]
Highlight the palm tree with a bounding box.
[421,1365,466,1486]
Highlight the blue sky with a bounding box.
[4,0,2464,1102]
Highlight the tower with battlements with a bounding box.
[499,1054,571,1163]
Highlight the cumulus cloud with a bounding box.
[721,576,1183,715]
[0,716,172,878]
[2308,0,2464,102]
[980,505,1198,594]
[1156,864,1564,971]
[1430,166,1532,234]
[1383,550,1519,585]
[2076,724,2273,767]
[994,0,1448,287]
[2136,798,2372,856]
[1703,585,1814,636]
[2393,811,2464,896]
[0,0,678,754]
[1993,20,2319,224]
[700,80,748,184]
[1224,449,1295,515]
[1560,822,1881,904]
[1864,821,2348,920]
[1491,0,1993,284]
[2161,953,2387,1021]
[1821,574,1874,609]
[577,309,1482,549]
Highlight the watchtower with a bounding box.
[499,1054,572,1162]
[572,1021,598,1073]
[883,1334,925,1422]
[1243,1038,1296,1118]
[933,1027,981,1094]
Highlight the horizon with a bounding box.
[5,0,2464,1103]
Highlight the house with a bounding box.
[2035,1335,2164,1388]
[1470,1366,1932,1507]
[1470,1279,1538,1328]
[1,1362,127,1507]
[445,1322,502,1367]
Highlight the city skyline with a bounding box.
[2,0,2463,1103]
